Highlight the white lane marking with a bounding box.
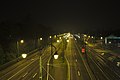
[89,56,110,80]
[7,59,37,80]
[78,71,81,76]
[75,43,93,80]
[33,73,37,78]
[22,72,28,77]
[76,59,78,62]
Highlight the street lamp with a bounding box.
[57,40,60,43]
[17,40,24,59]
[47,44,57,80]
[59,37,62,40]
[54,35,57,38]
[21,53,27,58]
[38,37,43,80]
[88,36,90,38]
[20,40,24,44]
[100,37,103,40]
[84,34,87,37]
[91,36,94,39]
[54,52,59,59]
[49,36,52,39]
[67,40,69,43]
[40,38,42,41]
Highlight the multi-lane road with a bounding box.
[0,34,120,80]
[0,41,61,80]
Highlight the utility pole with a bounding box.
[17,41,19,59]
[39,55,42,80]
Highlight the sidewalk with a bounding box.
[49,56,68,80]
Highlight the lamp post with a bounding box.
[39,54,42,80]
[38,37,43,80]
[17,40,24,59]
[47,44,56,80]
[48,36,52,55]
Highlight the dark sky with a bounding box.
[0,0,120,34]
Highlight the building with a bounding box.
[105,35,120,47]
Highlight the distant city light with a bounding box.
[57,40,60,43]
[91,36,94,38]
[59,37,62,39]
[49,36,52,38]
[78,36,80,38]
[101,37,103,39]
[85,41,88,44]
[84,34,87,37]
[67,33,70,37]
[109,41,111,44]
[54,35,57,38]
[67,40,69,42]
[88,36,90,38]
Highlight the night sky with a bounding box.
[0,0,120,35]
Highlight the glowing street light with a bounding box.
[109,41,111,44]
[17,39,24,59]
[54,55,58,59]
[40,38,42,40]
[100,37,103,39]
[91,36,94,39]
[20,40,24,43]
[59,37,62,40]
[57,40,60,43]
[84,34,87,37]
[54,52,59,59]
[67,40,69,43]
[49,36,52,39]
[54,35,57,38]
[21,53,27,58]
[78,36,80,38]
[85,41,88,44]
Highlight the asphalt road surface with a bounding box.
[0,42,61,80]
